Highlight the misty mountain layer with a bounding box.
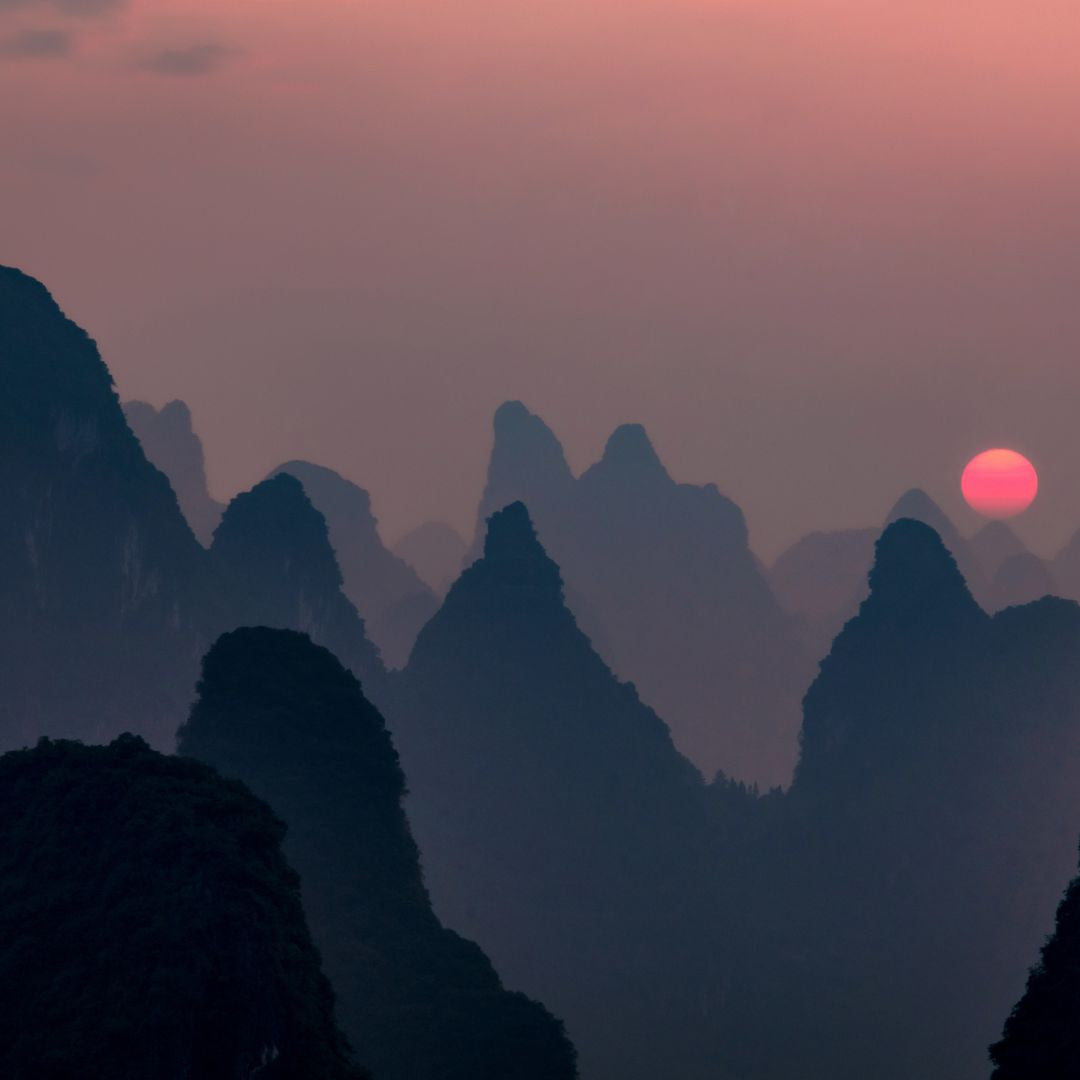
[391,502,728,1080]
[468,400,809,788]
[179,627,577,1080]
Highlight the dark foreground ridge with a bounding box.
[0,735,365,1079]
[179,627,578,1080]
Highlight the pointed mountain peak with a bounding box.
[884,488,960,544]
[269,460,374,517]
[213,473,337,578]
[866,518,978,617]
[596,423,671,482]
[1,265,117,421]
[453,500,566,607]
[489,400,573,482]
[971,519,1026,576]
[483,500,548,562]
[159,399,193,426]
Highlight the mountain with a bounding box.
[768,527,878,664]
[210,474,385,695]
[723,519,1080,1080]
[990,848,1080,1078]
[179,627,577,1080]
[970,520,1028,580]
[990,552,1056,611]
[123,398,225,545]
[1051,527,1080,603]
[267,461,437,668]
[392,520,467,594]
[391,503,727,1080]
[467,401,808,788]
[0,266,213,750]
[0,735,364,1079]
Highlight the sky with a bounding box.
[2,0,1079,559]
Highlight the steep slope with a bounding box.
[268,461,437,668]
[210,475,385,695]
[725,519,1080,1080]
[0,735,364,1080]
[990,850,1080,1078]
[392,503,727,1080]
[392,520,467,595]
[124,398,226,545]
[970,520,1027,580]
[768,527,878,663]
[468,402,808,787]
[0,267,212,750]
[179,627,577,1080]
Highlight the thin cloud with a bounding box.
[141,43,233,77]
[0,0,124,15]
[0,26,72,57]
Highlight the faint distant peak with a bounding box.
[489,401,572,481]
[159,398,193,425]
[866,518,978,617]
[884,488,959,543]
[595,423,670,482]
[269,459,374,514]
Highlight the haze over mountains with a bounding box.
[8,264,1080,1078]
[391,502,725,1079]
[179,628,575,1080]
[466,401,810,787]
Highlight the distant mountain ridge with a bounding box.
[0,267,384,748]
[392,502,728,1080]
[466,400,809,788]
[267,461,437,668]
[124,398,225,545]
[179,627,577,1080]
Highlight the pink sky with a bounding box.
[3,0,1079,557]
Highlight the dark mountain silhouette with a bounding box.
[990,847,1080,1078]
[884,487,991,600]
[124,398,225,545]
[210,474,385,695]
[723,519,1080,1080]
[466,402,576,563]
[268,461,438,668]
[0,735,365,1080]
[391,502,727,1080]
[392,520,467,594]
[0,266,214,750]
[467,401,808,787]
[768,489,1032,661]
[179,627,577,1080]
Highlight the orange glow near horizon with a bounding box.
[961,450,1038,520]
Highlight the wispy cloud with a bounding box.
[0,0,124,16]
[141,42,233,77]
[0,26,72,58]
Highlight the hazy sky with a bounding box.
[3,0,1079,559]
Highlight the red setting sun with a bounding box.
[961,449,1038,519]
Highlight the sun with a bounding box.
[961,449,1038,520]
